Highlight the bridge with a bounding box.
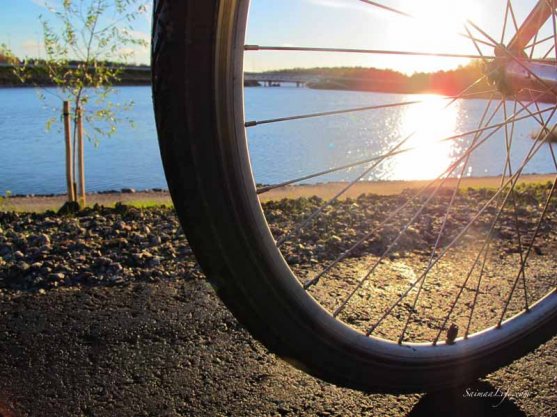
[244,72,322,87]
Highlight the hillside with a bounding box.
[0,62,150,87]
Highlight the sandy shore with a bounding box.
[2,174,554,212]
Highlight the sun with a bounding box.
[380,0,485,74]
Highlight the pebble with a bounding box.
[48,272,65,281]
[149,235,162,246]
[16,261,31,272]
[148,257,162,267]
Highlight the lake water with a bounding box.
[0,86,555,195]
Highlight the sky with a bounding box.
[0,0,152,64]
[0,0,551,74]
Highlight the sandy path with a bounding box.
[3,174,554,212]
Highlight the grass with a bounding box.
[2,176,555,214]
[113,199,173,209]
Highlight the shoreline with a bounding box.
[2,174,554,212]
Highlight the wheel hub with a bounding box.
[485,44,557,98]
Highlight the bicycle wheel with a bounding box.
[152,0,557,393]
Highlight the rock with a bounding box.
[141,251,153,259]
[33,233,51,247]
[0,244,12,256]
[121,188,136,194]
[16,261,31,272]
[40,266,53,274]
[48,272,65,281]
[148,257,162,267]
[149,235,162,246]
[37,244,52,254]
[114,221,132,232]
[286,255,300,264]
[110,262,123,272]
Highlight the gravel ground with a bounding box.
[1,187,556,416]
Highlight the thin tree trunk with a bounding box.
[63,101,76,202]
[77,106,86,207]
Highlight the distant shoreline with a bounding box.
[0,81,150,88]
[0,65,150,87]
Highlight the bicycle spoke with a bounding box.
[246,90,495,129]
[442,103,557,340]
[530,29,540,60]
[367,119,554,340]
[550,2,557,64]
[464,24,490,65]
[499,170,557,326]
[508,0,520,34]
[246,43,555,65]
[356,0,411,18]
[459,32,496,48]
[503,98,530,313]
[501,0,511,44]
[494,95,557,322]
[524,34,554,51]
[245,99,423,128]
[467,20,501,47]
[244,45,496,61]
[397,95,500,344]
[362,100,555,336]
[332,98,543,320]
[274,101,552,248]
[435,185,512,344]
[543,43,556,59]
[500,92,557,320]
[464,98,525,338]
[305,97,501,289]
[257,93,557,196]
[305,100,536,291]
[275,133,415,247]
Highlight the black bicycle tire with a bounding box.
[151,0,557,393]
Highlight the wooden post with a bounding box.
[77,106,86,207]
[63,101,76,202]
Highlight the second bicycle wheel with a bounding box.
[152,0,557,392]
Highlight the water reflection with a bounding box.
[385,94,460,181]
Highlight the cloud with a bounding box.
[306,0,362,10]
[30,0,56,10]
[305,0,381,15]
[114,29,150,64]
[21,39,43,58]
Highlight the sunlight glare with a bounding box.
[387,95,459,181]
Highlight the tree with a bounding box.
[7,0,149,208]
